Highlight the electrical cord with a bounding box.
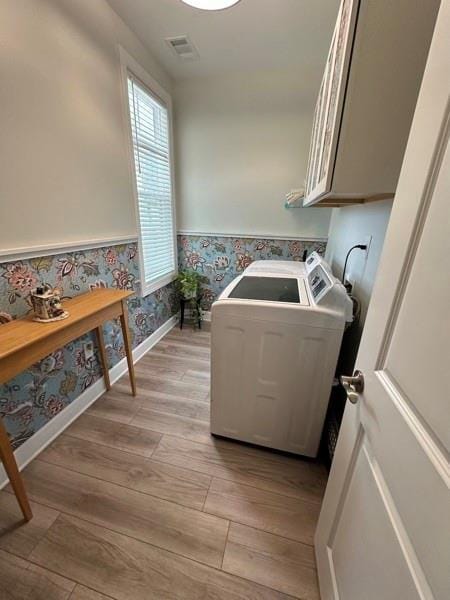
[341,244,367,284]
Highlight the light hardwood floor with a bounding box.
[0,326,328,600]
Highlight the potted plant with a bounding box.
[175,270,208,329]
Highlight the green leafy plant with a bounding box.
[175,270,207,300]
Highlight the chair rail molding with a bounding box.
[177,230,328,242]
[0,236,139,263]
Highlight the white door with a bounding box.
[315,3,450,599]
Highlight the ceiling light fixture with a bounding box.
[180,0,241,11]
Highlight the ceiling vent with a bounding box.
[165,35,199,61]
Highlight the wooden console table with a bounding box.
[0,289,136,521]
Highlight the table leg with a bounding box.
[120,300,137,397]
[96,326,111,391]
[0,420,32,521]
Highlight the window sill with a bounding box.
[140,270,177,298]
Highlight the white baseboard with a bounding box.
[0,315,177,489]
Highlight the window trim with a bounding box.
[119,46,177,297]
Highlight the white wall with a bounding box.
[0,0,171,253]
[326,199,393,369]
[174,70,331,239]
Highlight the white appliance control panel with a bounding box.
[308,265,332,302]
[306,253,353,321]
[305,251,322,274]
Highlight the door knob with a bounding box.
[340,370,364,404]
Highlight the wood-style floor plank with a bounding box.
[203,478,321,546]
[17,460,228,568]
[65,413,161,457]
[38,435,211,510]
[131,406,213,445]
[116,374,209,402]
[0,490,59,559]
[151,434,326,503]
[0,548,75,600]
[86,391,141,424]
[30,514,293,600]
[133,360,211,388]
[70,586,113,600]
[153,340,211,360]
[222,523,319,599]
[27,563,76,599]
[0,550,34,600]
[123,389,210,421]
[139,350,210,373]
[181,369,210,387]
[166,329,211,346]
[134,361,185,381]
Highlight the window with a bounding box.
[122,50,177,296]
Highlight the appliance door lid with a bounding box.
[228,276,301,303]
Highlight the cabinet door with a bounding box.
[315,27,337,191]
[305,76,326,198]
[304,0,359,206]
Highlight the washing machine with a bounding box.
[210,254,352,457]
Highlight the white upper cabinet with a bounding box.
[304,0,440,207]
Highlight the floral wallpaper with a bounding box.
[0,233,326,452]
[177,234,326,310]
[0,243,176,450]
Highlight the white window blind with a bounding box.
[127,73,176,294]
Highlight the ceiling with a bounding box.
[106,0,340,80]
